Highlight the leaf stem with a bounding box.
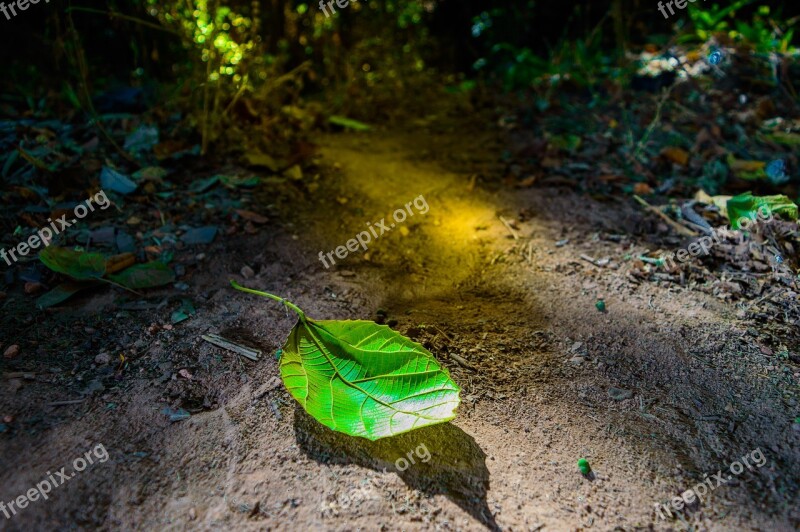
[229,280,306,321]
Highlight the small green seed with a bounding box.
[595,300,606,312]
[578,458,591,475]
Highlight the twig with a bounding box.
[65,7,181,35]
[202,334,261,361]
[448,352,476,371]
[66,13,138,166]
[580,254,602,267]
[97,277,144,297]
[633,86,672,161]
[433,325,453,342]
[633,195,698,237]
[47,399,85,406]
[201,45,213,156]
[498,215,520,240]
[3,372,35,380]
[222,73,250,116]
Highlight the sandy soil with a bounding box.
[0,111,798,531]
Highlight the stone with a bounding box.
[608,387,633,401]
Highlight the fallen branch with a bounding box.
[498,215,520,240]
[633,195,698,237]
[202,334,261,361]
[47,399,85,407]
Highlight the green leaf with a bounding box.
[219,174,260,188]
[244,152,282,172]
[761,131,800,147]
[231,281,460,440]
[171,298,196,324]
[36,281,100,309]
[727,192,798,229]
[39,247,106,280]
[109,262,175,289]
[329,115,372,131]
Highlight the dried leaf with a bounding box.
[660,147,690,166]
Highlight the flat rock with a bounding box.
[608,387,633,401]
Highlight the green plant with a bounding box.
[726,192,799,229]
[733,6,796,53]
[683,1,796,53]
[682,0,759,42]
[144,0,262,154]
[231,281,461,441]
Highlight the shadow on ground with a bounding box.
[294,406,499,530]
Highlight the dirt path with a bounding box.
[1,119,798,531]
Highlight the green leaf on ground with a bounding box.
[761,131,800,147]
[230,281,460,440]
[219,174,260,188]
[171,298,196,324]
[244,152,282,172]
[727,192,798,229]
[36,281,101,309]
[109,262,175,289]
[547,133,582,152]
[39,247,106,280]
[329,115,372,131]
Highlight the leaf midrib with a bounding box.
[302,319,457,427]
[316,321,449,382]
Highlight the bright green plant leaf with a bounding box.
[109,262,175,289]
[231,281,460,441]
[329,115,372,131]
[727,192,798,229]
[39,247,106,280]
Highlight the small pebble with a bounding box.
[241,265,255,279]
[3,345,19,359]
[95,352,111,365]
[24,282,42,294]
[765,159,787,183]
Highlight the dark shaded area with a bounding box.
[294,406,498,530]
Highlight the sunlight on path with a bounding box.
[316,132,508,299]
